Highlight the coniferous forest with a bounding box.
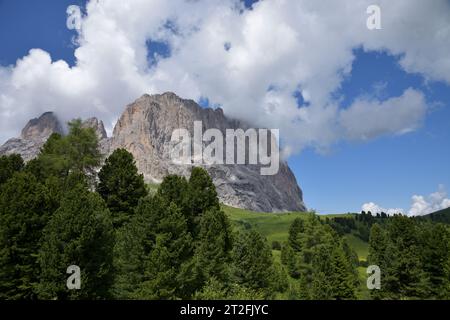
[0,121,449,300]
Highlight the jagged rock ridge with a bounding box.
[0,93,306,212]
[0,112,63,162]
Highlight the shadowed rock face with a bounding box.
[20,111,64,140]
[0,92,307,212]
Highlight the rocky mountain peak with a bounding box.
[20,111,63,140]
[106,92,306,212]
[82,117,107,140]
[0,93,307,212]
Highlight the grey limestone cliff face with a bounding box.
[103,92,306,212]
[81,117,108,140]
[0,92,306,212]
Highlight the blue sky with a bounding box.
[0,0,449,215]
[0,0,85,66]
[290,49,450,213]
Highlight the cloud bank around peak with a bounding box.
[1,0,449,155]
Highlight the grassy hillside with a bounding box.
[344,234,369,261]
[416,207,450,224]
[222,205,312,243]
[222,205,371,299]
[222,205,368,260]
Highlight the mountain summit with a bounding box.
[0,111,63,161]
[0,92,306,212]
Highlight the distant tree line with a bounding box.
[325,211,393,242]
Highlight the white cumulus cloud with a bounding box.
[0,0,449,155]
[361,202,404,215]
[408,185,450,216]
[361,185,450,216]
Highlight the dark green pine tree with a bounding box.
[367,223,395,299]
[97,148,147,227]
[281,242,300,279]
[65,119,101,179]
[341,238,360,288]
[310,245,334,300]
[114,194,194,299]
[297,273,312,300]
[157,174,189,208]
[37,184,114,299]
[420,222,450,298]
[387,216,429,299]
[310,271,332,300]
[186,167,220,235]
[368,223,384,264]
[232,230,276,298]
[0,172,54,299]
[0,154,24,186]
[156,174,192,229]
[288,218,305,253]
[135,198,194,299]
[329,246,357,299]
[194,208,233,286]
[112,196,160,299]
[444,254,450,299]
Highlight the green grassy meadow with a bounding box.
[222,205,368,260]
[222,205,371,299]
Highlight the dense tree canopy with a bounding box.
[37,184,114,299]
[0,172,55,299]
[0,154,24,186]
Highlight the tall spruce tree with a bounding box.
[329,245,357,299]
[157,174,189,208]
[65,119,101,178]
[444,253,450,299]
[288,218,305,253]
[112,196,158,299]
[310,271,332,300]
[368,223,397,299]
[283,215,358,300]
[388,216,428,299]
[194,208,233,286]
[136,199,194,299]
[37,184,114,299]
[186,167,220,235]
[97,148,147,227]
[0,172,54,299]
[420,222,450,298]
[281,243,300,278]
[115,194,194,299]
[232,230,276,298]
